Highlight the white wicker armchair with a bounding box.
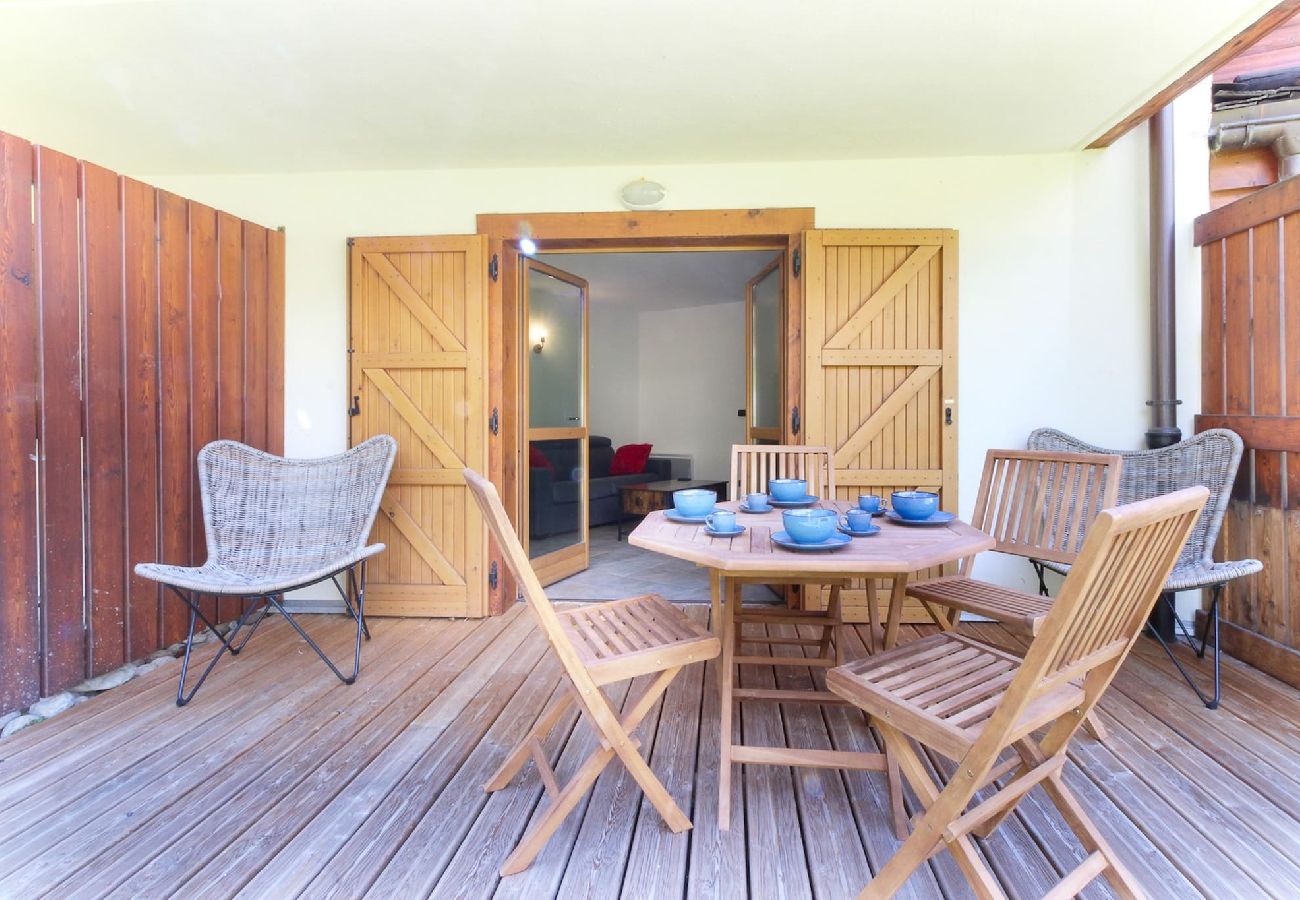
[136,435,397,705]
[1026,427,1262,708]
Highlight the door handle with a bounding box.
[567,416,581,422]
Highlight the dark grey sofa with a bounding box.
[529,436,670,538]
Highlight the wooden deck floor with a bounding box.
[1,602,1299,899]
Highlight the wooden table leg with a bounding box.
[883,574,909,651]
[717,574,737,830]
[710,569,722,635]
[865,578,879,655]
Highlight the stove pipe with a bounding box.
[1147,105,1182,450]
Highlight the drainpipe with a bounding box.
[1146,105,1182,452]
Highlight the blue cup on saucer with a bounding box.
[841,508,873,532]
[891,490,939,521]
[858,494,883,513]
[746,491,771,511]
[782,508,836,543]
[769,478,808,502]
[673,488,716,517]
[706,510,740,533]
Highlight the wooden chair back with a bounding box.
[961,449,1121,575]
[730,444,835,500]
[993,486,1208,751]
[463,468,598,692]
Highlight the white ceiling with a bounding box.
[538,251,778,312]
[0,0,1277,174]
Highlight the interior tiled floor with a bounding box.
[548,525,781,604]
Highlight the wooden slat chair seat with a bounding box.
[828,486,1210,899]
[559,594,718,685]
[907,577,1052,635]
[463,468,719,876]
[725,444,847,663]
[829,633,1084,761]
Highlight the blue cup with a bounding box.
[706,510,740,533]
[673,488,716,517]
[841,508,874,532]
[746,491,771,511]
[769,478,808,502]
[782,508,837,544]
[857,494,883,513]
[891,490,940,521]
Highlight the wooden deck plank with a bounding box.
[737,622,814,899]
[230,610,548,898]
[312,650,572,894]
[771,621,874,898]
[619,608,708,899]
[0,618,389,885]
[492,675,643,899]
[1,606,1298,900]
[684,606,748,900]
[167,609,533,898]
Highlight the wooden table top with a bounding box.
[628,499,994,576]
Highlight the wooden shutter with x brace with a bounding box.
[802,229,958,623]
[348,236,488,617]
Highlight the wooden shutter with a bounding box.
[802,229,958,622]
[349,236,488,617]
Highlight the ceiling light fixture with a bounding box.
[619,178,666,210]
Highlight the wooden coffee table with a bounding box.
[616,478,728,540]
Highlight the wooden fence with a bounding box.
[1195,177,1300,688]
[0,131,284,714]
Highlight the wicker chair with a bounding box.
[1027,427,1262,708]
[135,436,398,706]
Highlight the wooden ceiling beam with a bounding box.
[1086,0,1300,149]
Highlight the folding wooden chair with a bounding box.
[724,443,847,664]
[463,469,720,876]
[827,485,1208,899]
[905,449,1120,740]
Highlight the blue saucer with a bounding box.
[770,530,852,552]
[704,524,746,538]
[884,509,956,527]
[738,502,773,514]
[838,523,881,537]
[664,508,710,524]
[768,495,820,508]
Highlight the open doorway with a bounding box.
[524,249,783,602]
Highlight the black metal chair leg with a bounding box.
[266,576,365,686]
[336,565,370,640]
[1033,562,1050,597]
[1144,587,1222,709]
[172,591,264,707]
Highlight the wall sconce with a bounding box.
[531,326,547,354]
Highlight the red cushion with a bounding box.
[610,443,653,476]
[529,446,555,473]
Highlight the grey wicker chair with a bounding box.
[1027,427,1262,708]
[136,435,398,705]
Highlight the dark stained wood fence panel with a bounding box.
[158,191,192,646]
[267,229,285,455]
[0,132,40,713]
[189,204,221,628]
[1195,195,1300,687]
[123,177,161,660]
[243,223,269,453]
[35,146,85,693]
[215,212,245,625]
[82,161,128,676]
[0,130,286,714]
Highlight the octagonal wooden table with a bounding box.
[629,499,993,830]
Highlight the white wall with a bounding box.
[637,302,746,481]
[147,125,1213,597]
[588,304,639,444]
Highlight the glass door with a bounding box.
[745,254,784,443]
[522,258,590,584]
